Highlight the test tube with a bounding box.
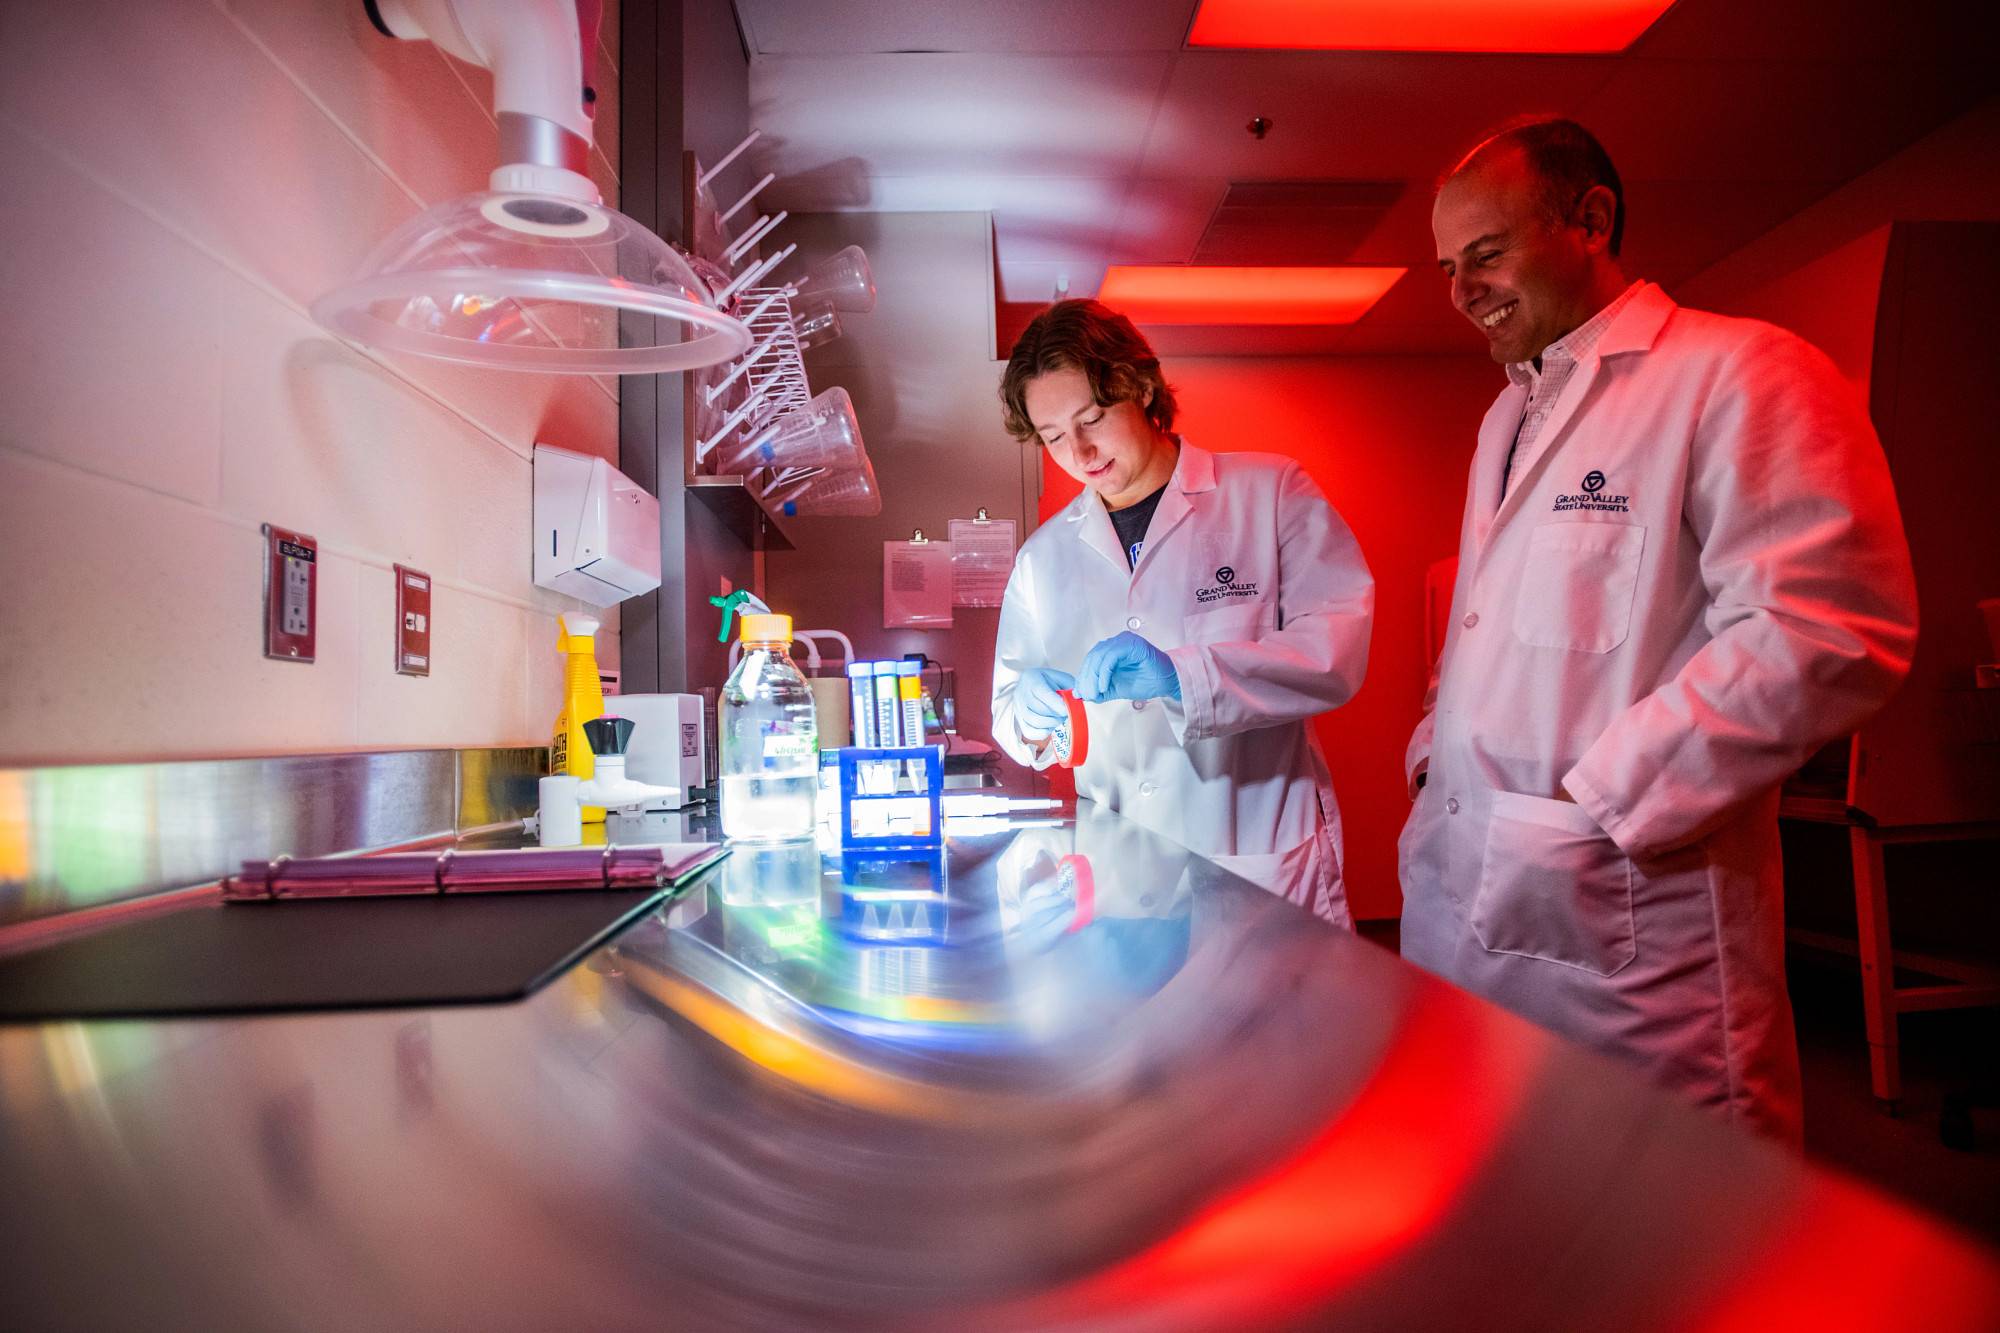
[871,660,902,794]
[872,661,902,747]
[896,661,927,789]
[847,661,876,747]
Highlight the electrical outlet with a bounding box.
[262,524,317,662]
[395,565,431,676]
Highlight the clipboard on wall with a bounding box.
[949,510,1016,608]
[884,531,954,629]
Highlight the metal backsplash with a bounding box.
[0,747,546,928]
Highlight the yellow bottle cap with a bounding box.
[739,612,792,644]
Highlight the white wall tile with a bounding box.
[218,0,494,209]
[523,606,566,747]
[365,349,617,465]
[591,37,621,201]
[0,450,361,762]
[355,568,541,749]
[0,0,415,312]
[597,0,621,76]
[0,0,625,764]
[215,289,523,589]
[0,133,224,506]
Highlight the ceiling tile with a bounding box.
[769,175,1127,272]
[1110,177,1231,262]
[1344,187,1449,266]
[1350,269,1462,330]
[1630,0,1993,61]
[737,0,1199,55]
[989,179,1130,260]
[1137,50,1619,180]
[1581,58,1991,182]
[742,3,1987,356]
[750,52,1172,180]
[1617,179,1832,288]
[1192,180,1404,264]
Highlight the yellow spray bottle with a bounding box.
[552,613,607,824]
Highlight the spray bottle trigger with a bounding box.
[708,591,747,643]
[707,589,773,643]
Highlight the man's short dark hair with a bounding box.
[1451,117,1626,257]
[999,299,1178,444]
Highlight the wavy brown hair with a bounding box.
[999,299,1178,444]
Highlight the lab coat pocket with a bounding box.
[1182,604,1266,647]
[1472,790,1636,976]
[1513,521,1645,653]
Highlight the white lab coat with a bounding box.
[993,443,1375,927]
[1398,284,1917,1142]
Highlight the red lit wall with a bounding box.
[1042,357,1502,920]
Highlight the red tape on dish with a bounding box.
[1055,689,1089,768]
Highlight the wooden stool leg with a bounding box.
[1850,827,1901,1108]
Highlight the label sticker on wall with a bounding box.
[395,565,431,677]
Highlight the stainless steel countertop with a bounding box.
[2,802,1995,1331]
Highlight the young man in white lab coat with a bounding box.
[1401,119,1917,1141]
[991,300,1374,927]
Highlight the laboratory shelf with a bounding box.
[687,473,797,551]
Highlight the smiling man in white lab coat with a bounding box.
[992,300,1374,927]
[1401,119,1918,1141]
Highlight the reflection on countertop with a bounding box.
[1,801,1994,1331]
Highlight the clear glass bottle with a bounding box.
[718,613,820,842]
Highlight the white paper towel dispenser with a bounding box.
[533,444,661,607]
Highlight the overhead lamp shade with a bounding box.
[791,245,877,314]
[718,387,864,475]
[311,191,753,374]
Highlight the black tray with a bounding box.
[0,888,670,1022]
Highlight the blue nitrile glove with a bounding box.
[1014,666,1076,740]
[1076,632,1181,704]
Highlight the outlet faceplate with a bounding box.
[262,524,317,663]
[395,565,432,676]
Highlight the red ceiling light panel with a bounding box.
[1187,0,1676,54]
[1097,265,1405,326]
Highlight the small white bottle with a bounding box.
[719,613,820,842]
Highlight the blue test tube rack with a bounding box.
[835,744,945,848]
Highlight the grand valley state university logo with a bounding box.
[1195,564,1260,604]
[1553,468,1631,513]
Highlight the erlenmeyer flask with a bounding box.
[717,386,864,474]
[768,456,882,517]
[793,295,843,350]
[791,245,876,313]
